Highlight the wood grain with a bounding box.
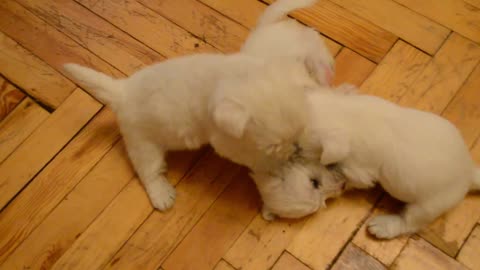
[198,0,342,55]
[17,0,163,74]
[394,0,480,43]
[163,169,259,270]
[0,77,25,121]
[0,0,123,80]
[443,64,480,146]
[224,214,306,270]
[264,0,397,63]
[0,141,133,270]
[271,252,310,270]
[331,244,386,270]
[75,0,217,57]
[287,190,380,270]
[398,33,480,114]
[138,0,248,53]
[360,40,431,101]
[332,48,376,87]
[457,225,480,270]
[0,105,116,265]
[105,152,237,270]
[391,237,468,270]
[199,0,264,28]
[0,98,48,164]
[0,89,101,210]
[214,260,236,270]
[0,31,75,108]
[330,0,449,54]
[51,180,152,270]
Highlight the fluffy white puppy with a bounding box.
[64,53,315,211]
[243,0,335,86]
[255,87,480,239]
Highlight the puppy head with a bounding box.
[210,62,310,170]
[252,163,345,220]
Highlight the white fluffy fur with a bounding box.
[257,87,480,239]
[242,0,335,86]
[64,53,315,211]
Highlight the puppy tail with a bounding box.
[63,63,123,106]
[471,167,480,191]
[256,0,318,27]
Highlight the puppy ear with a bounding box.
[212,99,250,138]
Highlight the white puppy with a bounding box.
[243,0,335,86]
[255,87,480,239]
[64,53,315,211]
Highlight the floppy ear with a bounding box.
[212,99,250,138]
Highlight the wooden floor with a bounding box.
[0,0,479,269]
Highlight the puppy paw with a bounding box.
[367,215,405,239]
[146,179,176,211]
[261,207,276,221]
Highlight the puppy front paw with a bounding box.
[367,215,406,239]
[146,179,176,211]
[261,207,276,221]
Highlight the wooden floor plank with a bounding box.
[394,0,480,44]
[457,225,480,270]
[331,244,386,270]
[105,152,237,270]
[330,0,450,54]
[16,0,163,75]
[0,89,101,210]
[137,0,248,53]
[224,214,306,270]
[443,64,480,146]
[0,106,117,265]
[215,260,236,270]
[391,237,468,270]
[286,190,380,270]
[0,98,48,164]
[162,170,259,270]
[0,78,25,122]
[198,0,264,29]
[222,50,374,270]
[332,48,376,87]
[0,0,123,81]
[271,252,311,270]
[51,180,152,270]
[360,40,431,101]
[0,31,75,108]
[465,0,480,8]
[264,0,398,63]
[0,141,133,270]
[399,33,480,114]
[74,0,217,57]
[200,0,342,55]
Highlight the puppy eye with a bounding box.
[310,178,320,189]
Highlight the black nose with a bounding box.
[310,178,320,189]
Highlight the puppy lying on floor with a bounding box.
[253,86,480,239]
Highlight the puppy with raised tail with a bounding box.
[242,0,335,86]
[254,87,480,239]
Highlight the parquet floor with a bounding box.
[0,0,479,269]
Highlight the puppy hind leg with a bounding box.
[123,133,176,211]
[368,190,465,239]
